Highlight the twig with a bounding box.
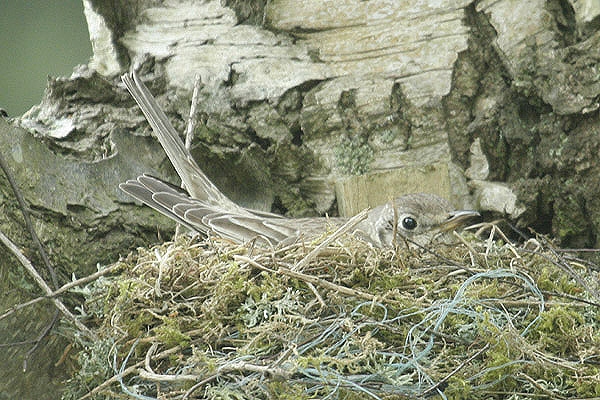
[144,342,158,374]
[0,339,38,347]
[0,229,97,340]
[453,231,480,264]
[544,237,600,302]
[184,74,203,151]
[23,310,59,372]
[183,379,212,399]
[176,359,293,394]
[180,360,290,400]
[220,360,291,377]
[0,149,61,367]
[0,262,122,322]
[0,149,57,288]
[78,344,183,400]
[292,208,369,272]
[492,224,521,259]
[422,342,490,396]
[55,343,73,367]
[235,254,386,304]
[540,290,600,308]
[138,369,199,382]
[176,74,203,237]
[518,372,566,400]
[154,246,175,297]
[306,282,326,308]
[555,248,600,253]
[404,236,478,276]
[521,243,600,304]
[0,296,46,324]
[560,254,600,272]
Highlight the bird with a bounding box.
[119,71,479,247]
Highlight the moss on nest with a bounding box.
[62,227,600,399]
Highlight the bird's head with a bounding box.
[367,193,479,247]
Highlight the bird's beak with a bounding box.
[438,210,480,232]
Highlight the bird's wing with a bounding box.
[119,176,199,232]
[120,175,300,245]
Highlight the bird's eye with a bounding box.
[402,217,417,230]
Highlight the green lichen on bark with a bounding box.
[334,135,373,176]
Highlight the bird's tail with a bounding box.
[121,71,241,212]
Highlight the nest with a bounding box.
[63,224,600,400]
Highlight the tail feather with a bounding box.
[121,72,241,212]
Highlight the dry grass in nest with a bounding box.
[63,223,600,400]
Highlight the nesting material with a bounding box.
[64,225,600,400]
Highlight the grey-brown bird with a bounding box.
[119,71,479,247]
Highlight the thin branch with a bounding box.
[0,262,122,322]
[422,343,490,396]
[23,310,59,372]
[0,150,57,288]
[521,242,600,304]
[0,149,63,365]
[175,74,203,237]
[184,74,203,151]
[292,208,369,272]
[0,229,97,340]
[404,236,477,275]
[78,344,183,400]
[0,296,45,322]
[235,254,389,304]
[0,339,38,347]
[138,369,199,382]
[183,379,212,399]
[518,372,567,400]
